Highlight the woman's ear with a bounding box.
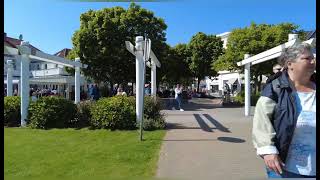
[287,61,295,71]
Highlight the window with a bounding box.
[37,64,40,70]
[56,64,58,68]
[44,64,47,69]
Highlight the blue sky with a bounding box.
[5,0,316,54]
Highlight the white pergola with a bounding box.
[126,36,161,141]
[236,34,316,116]
[4,41,88,127]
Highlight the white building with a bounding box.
[217,32,230,49]
[4,33,89,99]
[204,32,244,96]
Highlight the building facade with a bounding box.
[4,33,89,99]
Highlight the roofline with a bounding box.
[4,36,42,52]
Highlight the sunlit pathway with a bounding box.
[156,98,266,180]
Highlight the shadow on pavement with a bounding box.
[160,98,222,111]
[160,98,244,111]
[217,136,246,143]
[202,114,231,133]
[166,122,216,130]
[193,114,214,132]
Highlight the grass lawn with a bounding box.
[4,127,166,180]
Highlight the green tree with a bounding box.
[188,32,223,92]
[212,22,301,93]
[158,44,193,87]
[71,3,167,92]
[64,49,77,75]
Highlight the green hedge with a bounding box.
[28,96,77,129]
[4,96,21,127]
[5,95,166,131]
[121,95,166,130]
[233,91,261,106]
[90,96,166,130]
[142,96,166,130]
[71,100,96,128]
[90,96,136,130]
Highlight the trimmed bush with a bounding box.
[233,91,261,106]
[71,100,96,128]
[90,96,136,130]
[4,96,21,127]
[142,96,166,131]
[142,116,166,131]
[143,96,163,119]
[28,96,77,129]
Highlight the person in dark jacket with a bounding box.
[89,84,94,100]
[93,84,100,100]
[266,64,283,84]
[252,42,316,178]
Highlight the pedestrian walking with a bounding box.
[175,84,184,111]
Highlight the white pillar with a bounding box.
[20,42,31,127]
[244,54,251,117]
[75,58,80,104]
[7,60,13,96]
[151,62,157,96]
[135,36,144,124]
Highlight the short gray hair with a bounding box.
[278,42,313,68]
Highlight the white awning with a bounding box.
[227,78,238,85]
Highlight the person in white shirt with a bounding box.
[174,84,184,111]
[116,87,127,96]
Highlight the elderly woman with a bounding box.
[252,43,316,178]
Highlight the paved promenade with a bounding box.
[156,98,266,180]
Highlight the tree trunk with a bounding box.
[197,77,200,93]
[109,81,114,97]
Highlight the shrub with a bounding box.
[90,96,136,130]
[4,96,21,127]
[28,96,77,129]
[142,116,166,131]
[143,96,164,120]
[142,96,166,130]
[71,100,96,128]
[233,91,261,106]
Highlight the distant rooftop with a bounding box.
[4,32,42,53]
[54,48,71,58]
